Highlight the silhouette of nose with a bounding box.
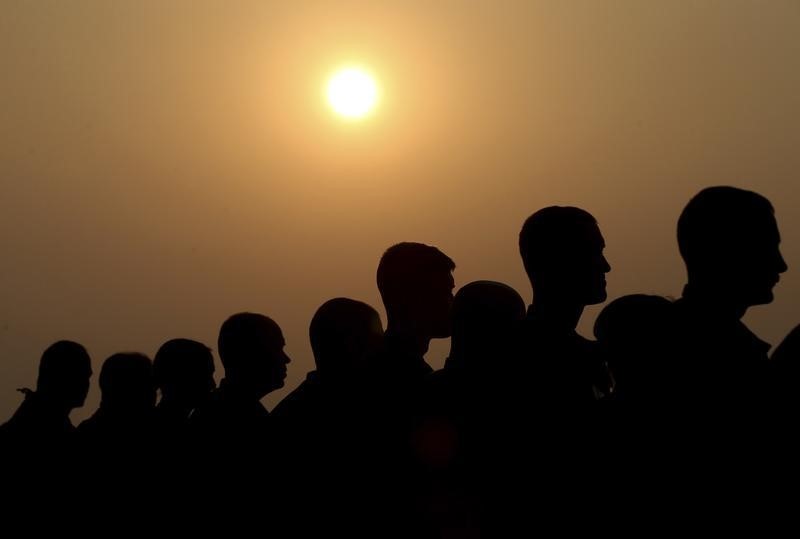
[602,255,611,273]
[778,251,788,274]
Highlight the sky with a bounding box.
[1,0,798,423]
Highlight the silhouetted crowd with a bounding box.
[2,186,797,536]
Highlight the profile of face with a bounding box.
[729,214,787,306]
[49,364,92,409]
[66,364,93,409]
[219,314,291,399]
[415,270,456,339]
[38,341,93,410]
[182,355,216,407]
[154,339,216,408]
[679,186,788,309]
[311,299,385,376]
[521,207,611,309]
[555,222,611,306]
[250,324,291,397]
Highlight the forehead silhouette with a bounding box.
[678,186,776,260]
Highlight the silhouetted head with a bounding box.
[218,312,290,399]
[519,206,611,307]
[310,298,383,378]
[36,340,92,410]
[678,186,787,308]
[595,294,673,354]
[98,353,155,415]
[153,339,215,409]
[449,281,526,366]
[594,294,673,399]
[377,242,456,339]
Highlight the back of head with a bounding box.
[309,298,383,376]
[37,340,92,409]
[377,242,456,336]
[594,294,673,348]
[594,294,674,397]
[677,186,785,306]
[218,312,289,396]
[450,281,526,364]
[519,206,609,305]
[99,353,155,414]
[153,338,215,406]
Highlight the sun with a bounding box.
[326,67,379,120]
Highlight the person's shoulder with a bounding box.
[0,418,14,438]
[272,377,316,418]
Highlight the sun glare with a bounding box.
[326,67,378,120]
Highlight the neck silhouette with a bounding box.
[385,321,430,357]
[219,376,267,402]
[529,291,583,334]
[683,279,748,321]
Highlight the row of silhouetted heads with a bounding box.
[2,185,797,451]
[3,185,799,536]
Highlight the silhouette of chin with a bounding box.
[747,288,776,306]
[738,275,780,306]
[586,284,608,305]
[587,293,607,305]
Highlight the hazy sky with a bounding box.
[1,1,798,422]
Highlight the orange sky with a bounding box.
[1,1,798,422]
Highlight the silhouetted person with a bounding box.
[634,187,791,520]
[672,186,787,408]
[273,298,382,427]
[415,281,525,537]
[423,280,526,434]
[367,242,455,536]
[272,298,384,535]
[153,338,215,434]
[77,352,155,442]
[515,206,613,407]
[1,340,92,442]
[374,242,455,387]
[186,312,291,529]
[190,312,290,444]
[1,342,91,524]
[483,207,612,535]
[594,294,674,404]
[71,353,156,509]
[593,294,680,510]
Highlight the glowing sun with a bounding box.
[326,67,379,120]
